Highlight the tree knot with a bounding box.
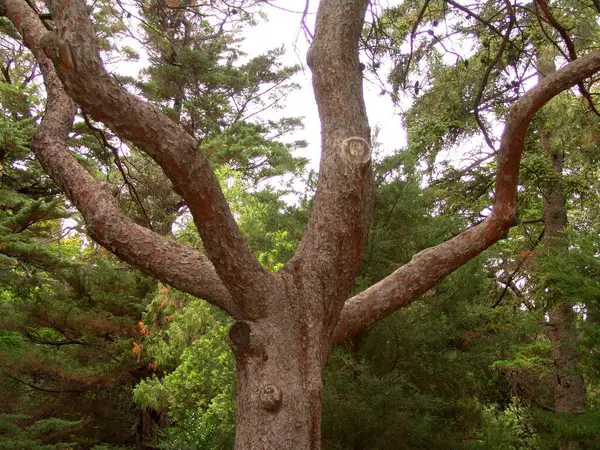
[39,31,74,70]
[228,321,251,352]
[340,137,370,166]
[260,384,282,412]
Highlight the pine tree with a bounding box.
[3,0,600,446]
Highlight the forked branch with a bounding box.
[333,50,600,344]
[285,0,373,312]
[3,0,239,317]
[4,0,273,317]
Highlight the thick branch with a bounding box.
[34,66,240,316]
[7,0,272,315]
[333,50,600,344]
[3,0,239,317]
[285,0,373,312]
[535,0,600,116]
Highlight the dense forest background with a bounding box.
[1,0,600,448]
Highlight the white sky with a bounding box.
[241,1,405,171]
[111,0,528,178]
[108,1,407,173]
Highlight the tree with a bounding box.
[3,0,600,447]
[536,52,585,449]
[368,1,600,446]
[0,112,158,447]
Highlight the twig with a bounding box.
[492,229,544,308]
[402,0,431,88]
[81,111,153,230]
[473,0,516,153]
[535,0,600,116]
[7,375,84,394]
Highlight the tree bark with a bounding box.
[2,0,240,317]
[542,132,586,449]
[283,0,373,331]
[40,0,274,316]
[230,280,328,448]
[537,60,586,450]
[333,50,600,343]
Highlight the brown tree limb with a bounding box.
[80,111,154,231]
[24,331,86,346]
[284,0,374,315]
[3,0,240,317]
[333,50,600,344]
[7,0,272,316]
[7,375,86,394]
[535,0,600,117]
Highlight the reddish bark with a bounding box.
[538,58,586,449]
[333,51,600,344]
[287,0,373,314]
[3,0,600,447]
[229,284,328,448]
[39,0,273,317]
[3,0,239,316]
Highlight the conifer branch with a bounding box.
[333,50,600,344]
[4,0,273,317]
[2,0,240,317]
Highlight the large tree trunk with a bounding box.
[229,280,330,449]
[538,55,586,449]
[232,327,325,449]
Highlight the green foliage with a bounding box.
[200,120,307,184]
[467,402,537,449]
[364,2,600,448]
[0,248,155,446]
[130,1,307,194]
[0,329,27,348]
[178,164,307,271]
[321,142,547,448]
[531,235,600,307]
[357,150,466,292]
[403,56,480,168]
[134,297,235,449]
[531,410,600,449]
[0,415,81,450]
[323,257,543,449]
[0,126,155,446]
[493,340,552,373]
[3,0,600,447]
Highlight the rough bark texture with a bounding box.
[543,136,586,450]
[284,0,373,328]
[3,0,600,447]
[42,0,274,316]
[538,61,586,450]
[229,4,373,445]
[333,51,600,344]
[542,136,587,416]
[3,0,239,317]
[231,274,329,449]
